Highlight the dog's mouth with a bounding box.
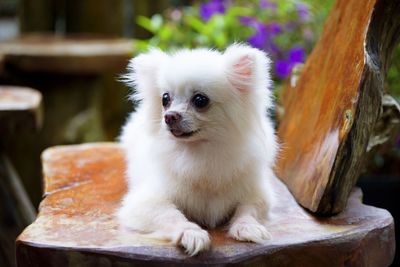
[169,128,199,138]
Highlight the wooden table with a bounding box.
[16,143,395,266]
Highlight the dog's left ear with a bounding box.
[224,44,271,92]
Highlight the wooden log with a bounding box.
[277,0,400,214]
[0,86,42,137]
[16,143,395,266]
[0,86,43,205]
[0,87,40,267]
[0,34,134,74]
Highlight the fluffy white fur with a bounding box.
[118,44,278,256]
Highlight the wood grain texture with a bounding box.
[0,34,133,74]
[277,0,400,214]
[16,143,395,266]
[0,86,42,137]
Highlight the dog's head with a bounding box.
[125,44,272,143]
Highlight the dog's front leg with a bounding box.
[118,194,210,256]
[228,201,271,243]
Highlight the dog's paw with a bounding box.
[179,228,211,256]
[228,222,271,243]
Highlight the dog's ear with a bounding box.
[123,48,168,101]
[224,44,271,93]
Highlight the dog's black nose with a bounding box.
[164,112,182,126]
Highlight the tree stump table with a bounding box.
[0,86,42,136]
[16,143,395,267]
[0,86,40,267]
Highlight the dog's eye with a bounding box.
[192,94,210,110]
[162,93,171,107]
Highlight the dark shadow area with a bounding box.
[358,175,399,267]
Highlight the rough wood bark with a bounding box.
[277,0,400,214]
[16,144,395,267]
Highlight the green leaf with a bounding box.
[136,16,155,32]
[186,15,207,34]
[159,25,173,41]
[132,39,150,53]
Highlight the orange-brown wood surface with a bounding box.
[277,0,400,214]
[16,143,395,266]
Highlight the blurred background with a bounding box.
[0,0,399,266]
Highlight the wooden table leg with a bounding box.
[0,153,36,267]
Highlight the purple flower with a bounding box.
[285,21,298,31]
[240,18,281,37]
[239,16,255,26]
[288,46,305,63]
[244,21,282,56]
[170,9,182,21]
[303,28,314,41]
[200,0,225,21]
[260,0,278,11]
[275,60,292,79]
[248,23,268,49]
[296,3,310,22]
[275,46,306,79]
[266,42,281,56]
[267,22,282,36]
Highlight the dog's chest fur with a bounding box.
[160,139,257,228]
[167,163,251,228]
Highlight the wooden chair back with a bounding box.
[277,0,400,214]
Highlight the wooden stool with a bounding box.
[0,35,134,205]
[16,0,398,265]
[0,86,40,266]
[0,34,133,141]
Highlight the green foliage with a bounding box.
[134,5,252,51]
[133,0,332,53]
[133,0,336,82]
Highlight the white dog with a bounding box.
[118,43,278,256]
